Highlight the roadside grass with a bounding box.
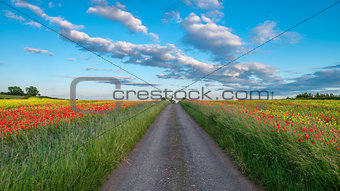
[180,101,340,191]
[0,101,168,191]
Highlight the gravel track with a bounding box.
[100,104,257,191]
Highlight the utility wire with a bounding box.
[0,0,162,91]
[176,0,340,93]
[1,0,339,186]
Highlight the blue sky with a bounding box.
[0,0,340,99]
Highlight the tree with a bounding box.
[25,86,39,96]
[8,86,25,95]
[295,92,340,100]
[315,92,320,98]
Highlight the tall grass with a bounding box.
[0,101,168,191]
[180,101,339,191]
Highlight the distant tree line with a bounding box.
[1,86,40,97]
[295,92,340,100]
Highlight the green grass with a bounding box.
[0,94,25,99]
[0,101,168,191]
[0,94,63,100]
[180,101,339,191]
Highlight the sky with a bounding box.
[0,0,340,100]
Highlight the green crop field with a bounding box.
[0,100,168,191]
[180,100,340,190]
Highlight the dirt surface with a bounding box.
[100,104,257,191]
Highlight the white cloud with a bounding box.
[204,10,224,22]
[161,10,182,24]
[157,73,165,78]
[48,16,84,30]
[182,0,223,10]
[149,33,159,42]
[84,67,118,72]
[65,58,75,61]
[3,10,25,21]
[85,67,95,71]
[90,0,108,6]
[3,10,41,28]
[250,21,278,44]
[102,76,160,86]
[114,2,126,10]
[283,31,302,44]
[24,21,41,28]
[205,82,217,87]
[24,47,53,56]
[48,2,54,8]
[13,0,47,18]
[13,0,83,30]
[87,1,147,34]
[181,13,243,61]
[87,1,158,41]
[120,82,160,87]
[250,20,301,44]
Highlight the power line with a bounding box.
[0,0,162,92]
[1,0,339,186]
[2,0,339,95]
[176,0,340,93]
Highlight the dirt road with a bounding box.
[101,104,257,191]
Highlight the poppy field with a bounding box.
[1,97,339,190]
[180,99,340,190]
[0,98,168,191]
[0,97,141,137]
